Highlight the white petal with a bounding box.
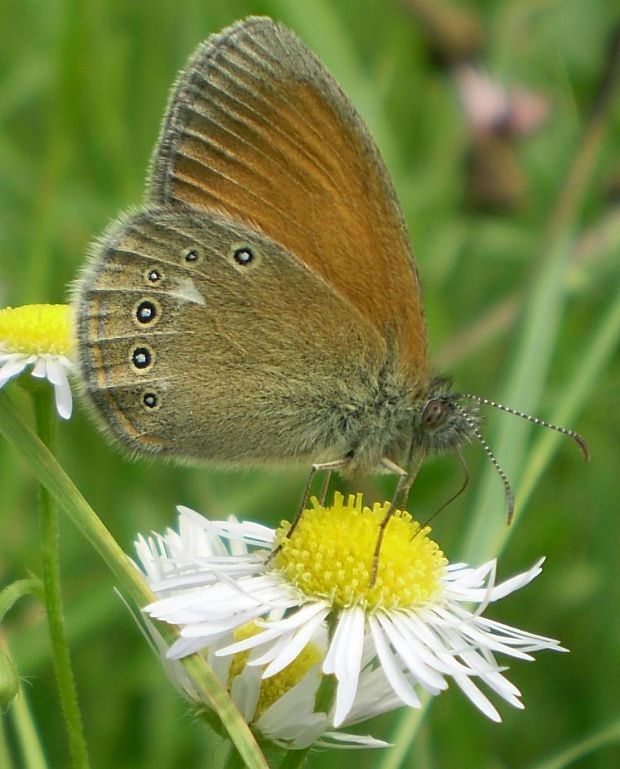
[345,667,405,724]
[198,517,276,547]
[51,367,73,419]
[31,357,47,378]
[230,667,261,722]
[318,731,390,749]
[0,356,28,385]
[267,715,329,749]
[487,558,545,601]
[261,608,328,677]
[255,666,320,729]
[477,616,565,651]
[207,642,232,685]
[368,615,421,710]
[44,357,63,385]
[398,611,474,676]
[376,612,447,692]
[217,602,328,659]
[147,574,290,621]
[248,632,296,666]
[452,674,501,722]
[481,670,523,707]
[179,608,267,638]
[168,634,228,658]
[325,608,365,727]
[258,600,328,633]
[217,626,287,658]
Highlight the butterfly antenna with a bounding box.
[457,406,515,524]
[463,395,590,462]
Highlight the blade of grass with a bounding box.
[518,284,620,509]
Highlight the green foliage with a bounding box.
[1,0,619,767]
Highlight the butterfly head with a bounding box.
[408,377,514,520]
[408,378,589,523]
[411,377,479,456]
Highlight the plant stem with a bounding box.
[9,668,49,769]
[33,389,91,769]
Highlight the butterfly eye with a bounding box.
[422,399,446,429]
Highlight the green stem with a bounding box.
[0,712,14,769]
[9,684,49,769]
[0,392,269,769]
[33,388,90,769]
[0,578,43,622]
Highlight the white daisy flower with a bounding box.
[135,516,393,750]
[0,304,74,419]
[144,494,565,729]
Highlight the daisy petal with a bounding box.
[326,607,365,726]
[452,674,502,722]
[0,356,28,385]
[368,615,421,710]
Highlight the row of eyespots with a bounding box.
[186,245,255,266]
[129,256,173,413]
[130,246,256,413]
[127,347,159,411]
[130,245,256,356]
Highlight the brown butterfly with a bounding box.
[73,17,587,557]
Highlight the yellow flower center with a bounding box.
[0,305,73,356]
[272,492,446,611]
[228,623,322,719]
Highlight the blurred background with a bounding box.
[1,0,619,767]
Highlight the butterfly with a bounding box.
[73,17,587,546]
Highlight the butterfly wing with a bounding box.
[148,17,429,385]
[74,207,388,463]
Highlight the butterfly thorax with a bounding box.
[338,374,479,475]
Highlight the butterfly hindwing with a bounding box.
[74,206,388,463]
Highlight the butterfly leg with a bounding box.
[317,469,333,506]
[370,458,413,586]
[266,458,346,565]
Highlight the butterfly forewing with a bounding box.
[149,17,429,383]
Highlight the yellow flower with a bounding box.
[0,305,74,418]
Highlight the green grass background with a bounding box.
[1,0,619,767]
